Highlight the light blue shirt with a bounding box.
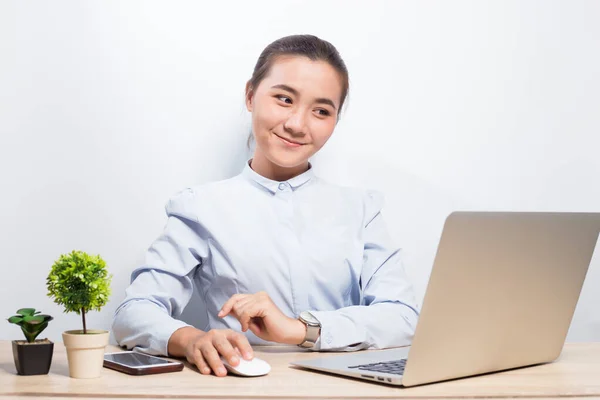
[112,161,419,355]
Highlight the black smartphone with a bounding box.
[103,351,184,375]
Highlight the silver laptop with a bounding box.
[291,211,600,387]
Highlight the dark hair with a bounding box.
[246,35,349,148]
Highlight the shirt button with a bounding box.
[278,183,287,191]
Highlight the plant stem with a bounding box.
[81,307,87,334]
[22,327,34,343]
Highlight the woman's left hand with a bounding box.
[218,291,306,345]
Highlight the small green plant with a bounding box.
[8,308,54,343]
[47,250,112,334]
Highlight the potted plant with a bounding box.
[47,250,112,379]
[8,308,54,375]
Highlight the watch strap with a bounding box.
[298,314,321,348]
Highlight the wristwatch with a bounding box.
[298,311,321,348]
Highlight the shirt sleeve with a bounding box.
[309,190,419,351]
[112,188,208,356]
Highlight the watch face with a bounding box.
[300,311,320,325]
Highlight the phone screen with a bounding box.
[104,352,174,367]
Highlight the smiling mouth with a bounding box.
[274,133,306,146]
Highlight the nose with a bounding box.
[283,109,307,137]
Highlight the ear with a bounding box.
[245,81,254,112]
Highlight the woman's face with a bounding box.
[246,56,343,171]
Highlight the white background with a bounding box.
[1,1,599,343]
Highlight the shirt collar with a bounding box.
[241,159,314,193]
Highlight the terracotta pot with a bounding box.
[62,330,109,379]
[12,339,54,375]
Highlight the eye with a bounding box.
[315,109,331,117]
[276,95,292,104]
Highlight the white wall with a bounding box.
[1,0,599,343]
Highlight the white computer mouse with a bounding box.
[221,356,271,377]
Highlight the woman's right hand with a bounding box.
[169,327,254,377]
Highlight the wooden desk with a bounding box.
[1,341,599,399]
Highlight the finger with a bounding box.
[191,348,211,375]
[201,344,227,377]
[229,332,254,360]
[231,297,253,314]
[213,336,239,366]
[238,301,263,333]
[185,340,211,375]
[232,299,256,331]
[218,297,236,318]
[248,319,263,336]
[219,294,248,318]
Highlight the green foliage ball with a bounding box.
[47,250,112,315]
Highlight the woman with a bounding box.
[112,34,419,377]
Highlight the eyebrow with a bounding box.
[271,84,337,110]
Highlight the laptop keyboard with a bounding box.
[348,359,407,375]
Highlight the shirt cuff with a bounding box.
[307,310,368,351]
[114,300,192,356]
[152,317,192,356]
